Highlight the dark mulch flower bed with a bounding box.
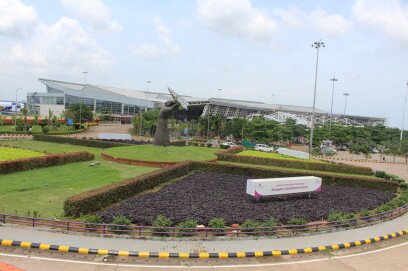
[99,172,395,225]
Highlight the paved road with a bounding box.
[1,211,407,253]
[0,240,407,270]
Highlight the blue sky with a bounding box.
[0,0,407,127]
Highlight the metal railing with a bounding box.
[1,204,407,238]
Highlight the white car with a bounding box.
[254,144,274,152]
[221,141,238,148]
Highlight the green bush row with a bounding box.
[0,151,95,175]
[33,134,130,148]
[216,146,373,176]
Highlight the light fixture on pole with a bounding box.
[309,40,325,154]
[399,81,408,150]
[218,88,222,99]
[329,77,338,127]
[82,71,88,84]
[342,92,350,125]
[146,81,151,92]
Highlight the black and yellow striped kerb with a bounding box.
[1,229,407,259]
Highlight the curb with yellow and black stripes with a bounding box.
[1,229,407,259]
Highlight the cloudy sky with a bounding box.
[0,0,407,126]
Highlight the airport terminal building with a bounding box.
[27,78,385,126]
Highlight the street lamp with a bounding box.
[15,88,22,125]
[329,77,338,127]
[342,92,350,125]
[309,40,325,154]
[399,81,408,150]
[82,71,88,84]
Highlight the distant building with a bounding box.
[27,78,385,126]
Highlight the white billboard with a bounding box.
[246,176,322,198]
[276,147,310,159]
[98,133,132,141]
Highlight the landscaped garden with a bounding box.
[0,124,83,135]
[0,146,44,161]
[103,144,218,162]
[0,140,155,217]
[98,172,395,225]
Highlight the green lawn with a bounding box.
[103,144,219,162]
[0,147,44,161]
[0,140,156,218]
[238,150,324,163]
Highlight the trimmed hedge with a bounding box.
[0,151,95,175]
[33,134,132,148]
[64,162,193,217]
[217,147,373,176]
[64,161,398,217]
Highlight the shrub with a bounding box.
[327,212,356,227]
[208,218,226,234]
[359,209,371,219]
[0,151,95,175]
[42,125,51,134]
[287,217,308,231]
[33,134,131,148]
[176,219,198,236]
[261,217,278,235]
[153,215,173,236]
[81,214,102,232]
[109,216,132,234]
[375,171,387,178]
[240,219,261,234]
[217,146,373,176]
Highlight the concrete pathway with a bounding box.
[1,212,407,253]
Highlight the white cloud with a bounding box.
[308,8,353,37]
[61,0,122,31]
[273,7,352,37]
[0,0,39,38]
[1,17,113,73]
[197,0,279,46]
[353,0,408,45]
[133,16,179,59]
[273,7,304,28]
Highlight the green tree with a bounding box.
[66,104,93,123]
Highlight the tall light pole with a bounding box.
[329,77,338,127]
[342,92,350,125]
[272,93,276,104]
[218,88,222,99]
[82,71,88,84]
[146,81,151,92]
[15,88,22,120]
[399,81,408,150]
[309,40,325,154]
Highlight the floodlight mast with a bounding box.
[309,40,325,154]
[329,77,338,128]
[399,81,408,150]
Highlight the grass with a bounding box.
[238,150,324,163]
[103,144,219,162]
[0,147,44,161]
[0,140,156,218]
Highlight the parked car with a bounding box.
[221,141,238,148]
[254,144,274,152]
[320,147,337,156]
